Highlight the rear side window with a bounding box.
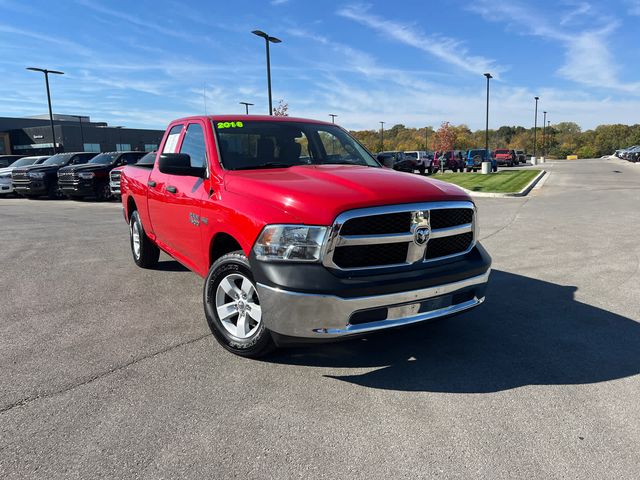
[121,152,145,164]
[180,123,207,168]
[163,125,183,153]
[71,154,91,165]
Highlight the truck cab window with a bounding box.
[180,123,207,168]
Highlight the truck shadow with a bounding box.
[266,270,640,393]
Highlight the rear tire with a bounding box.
[203,251,276,358]
[129,210,159,268]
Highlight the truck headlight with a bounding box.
[78,172,95,179]
[28,172,45,179]
[0,173,11,180]
[254,225,327,262]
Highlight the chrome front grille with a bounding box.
[109,170,121,194]
[11,170,28,182]
[322,202,476,270]
[58,171,77,180]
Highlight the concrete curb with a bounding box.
[458,170,548,198]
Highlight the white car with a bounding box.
[0,155,49,195]
[404,150,433,174]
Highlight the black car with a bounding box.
[376,151,418,173]
[58,151,147,200]
[0,155,26,168]
[11,152,97,199]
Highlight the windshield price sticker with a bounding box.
[217,121,244,129]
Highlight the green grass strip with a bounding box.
[434,170,542,193]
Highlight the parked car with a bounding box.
[376,151,417,173]
[0,155,26,168]
[493,149,517,167]
[625,146,640,162]
[110,151,156,199]
[514,150,526,163]
[58,151,146,200]
[433,150,464,172]
[119,115,491,358]
[404,150,433,174]
[619,146,640,161]
[465,149,497,172]
[11,152,97,199]
[0,156,49,195]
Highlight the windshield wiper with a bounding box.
[236,162,293,170]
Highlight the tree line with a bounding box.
[349,122,640,158]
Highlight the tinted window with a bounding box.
[121,152,145,164]
[404,152,418,159]
[180,123,207,168]
[163,125,183,153]
[71,154,92,165]
[43,154,74,166]
[89,153,119,165]
[136,152,157,166]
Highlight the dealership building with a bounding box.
[0,114,164,155]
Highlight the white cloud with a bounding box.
[336,4,505,77]
[467,0,640,94]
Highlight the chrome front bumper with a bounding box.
[256,269,490,338]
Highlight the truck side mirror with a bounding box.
[158,153,205,177]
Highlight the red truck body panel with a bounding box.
[121,115,471,278]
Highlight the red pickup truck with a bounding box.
[120,115,491,357]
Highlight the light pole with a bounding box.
[483,73,492,154]
[73,115,85,151]
[26,67,64,154]
[379,121,385,151]
[240,102,254,114]
[329,114,337,123]
[533,96,539,160]
[542,111,547,158]
[251,30,281,115]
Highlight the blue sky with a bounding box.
[1,0,639,131]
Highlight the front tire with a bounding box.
[129,210,159,268]
[204,251,275,358]
[96,182,112,201]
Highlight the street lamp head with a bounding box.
[252,30,281,43]
[26,67,64,75]
[535,96,539,101]
[484,73,493,79]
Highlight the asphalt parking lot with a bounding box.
[1,158,639,479]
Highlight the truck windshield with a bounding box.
[89,153,119,165]
[43,154,73,166]
[10,157,40,167]
[213,120,379,170]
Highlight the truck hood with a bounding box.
[12,164,61,175]
[0,166,17,175]
[59,163,112,174]
[224,165,470,225]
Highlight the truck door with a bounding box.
[147,123,183,242]
[158,121,209,270]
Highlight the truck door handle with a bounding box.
[147,180,156,187]
[167,185,177,194]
